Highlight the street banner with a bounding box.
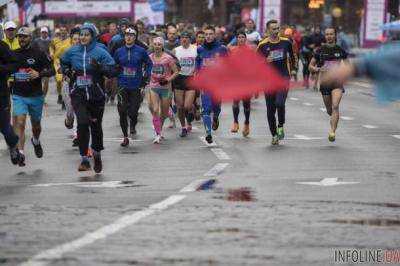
[258,0,282,34]
[363,0,388,47]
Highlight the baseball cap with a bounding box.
[17,27,32,36]
[40,27,49,33]
[125,27,137,35]
[4,21,17,30]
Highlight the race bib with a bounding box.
[322,60,340,71]
[152,64,165,75]
[76,75,93,87]
[123,67,136,77]
[268,49,284,62]
[14,68,30,82]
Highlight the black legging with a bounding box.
[301,52,312,79]
[265,91,288,136]
[232,99,251,124]
[117,88,142,137]
[71,93,105,156]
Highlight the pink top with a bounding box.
[149,52,176,89]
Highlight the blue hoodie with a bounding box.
[196,40,228,70]
[114,44,153,90]
[61,24,116,101]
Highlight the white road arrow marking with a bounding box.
[204,163,229,177]
[362,125,378,129]
[297,178,359,186]
[32,181,137,188]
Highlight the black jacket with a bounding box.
[0,41,18,97]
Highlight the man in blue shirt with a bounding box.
[114,27,153,147]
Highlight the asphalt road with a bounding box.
[0,79,399,266]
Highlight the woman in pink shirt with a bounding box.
[149,37,179,143]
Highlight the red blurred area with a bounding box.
[189,46,291,102]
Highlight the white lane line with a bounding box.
[211,148,231,160]
[32,181,136,188]
[289,97,299,101]
[302,102,314,106]
[179,179,208,193]
[21,194,186,266]
[199,136,218,147]
[341,116,354,121]
[392,135,400,140]
[204,163,229,177]
[286,135,324,140]
[297,178,359,186]
[362,125,378,129]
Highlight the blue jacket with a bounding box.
[61,39,116,101]
[114,44,153,90]
[196,41,228,70]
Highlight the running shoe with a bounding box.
[93,152,102,173]
[277,126,285,140]
[130,128,137,137]
[205,134,213,144]
[212,116,219,131]
[120,137,129,147]
[242,124,250,137]
[328,132,336,142]
[18,153,26,167]
[153,135,161,144]
[61,101,66,110]
[231,122,239,133]
[31,138,43,158]
[9,147,23,165]
[180,128,188,137]
[271,135,279,145]
[78,160,91,171]
[64,118,73,129]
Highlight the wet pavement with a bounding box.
[1,80,400,265]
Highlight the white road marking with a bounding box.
[320,107,327,112]
[302,102,314,106]
[297,178,359,186]
[289,97,299,101]
[362,125,378,129]
[392,135,400,140]
[288,135,323,140]
[211,148,231,160]
[341,116,354,121]
[32,181,136,188]
[199,136,218,147]
[179,179,208,193]
[21,195,186,266]
[204,163,229,177]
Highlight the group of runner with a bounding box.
[0,18,349,173]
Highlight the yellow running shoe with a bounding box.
[328,132,336,142]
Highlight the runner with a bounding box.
[61,23,117,173]
[196,25,228,144]
[257,20,297,145]
[0,40,24,165]
[2,21,20,50]
[50,25,71,107]
[33,27,52,102]
[63,27,81,147]
[148,37,179,144]
[309,27,347,142]
[300,27,313,88]
[114,27,152,147]
[229,31,251,137]
[172,31,197,137]
[11,27,55,166]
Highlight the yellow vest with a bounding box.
[2,37,20,50]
